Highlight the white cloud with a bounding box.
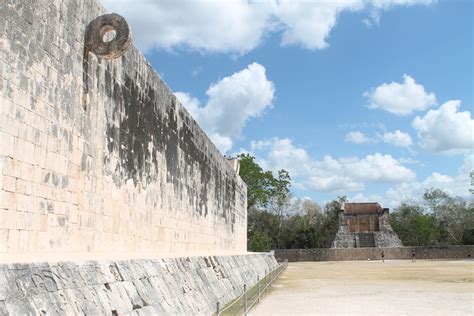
[176,63,275,153]
[364,74,437,115]
[102,0,271,54]
[345,129,413,148]
[412,100,474,155]
[349,192,385,203]
[207,133,233,154]
[346,153,416,182]
[308,173,364,193]
[382,130,413,148]
[273,0,364,50]
[384,154,473,208]
[345,131,372,144]
[103,0,435,54]
[248,135,471,210]
[174,92,201,118]
[399,157,421,165]
[370,0,435,10]
[366,0,435,25]
[250,137,415,193]
[250,138,312,178]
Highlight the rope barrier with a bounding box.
[217,260,288,316]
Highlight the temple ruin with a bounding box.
[332,202,403,248]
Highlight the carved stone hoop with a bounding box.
[85,13,132,59]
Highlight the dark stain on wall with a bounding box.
[101,64,237,228]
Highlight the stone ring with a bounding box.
[85,13,132,59]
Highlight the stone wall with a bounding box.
[0,253,277,315]
[275,245,473,262]
[0,0,247,261]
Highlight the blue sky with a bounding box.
[104,0,473,208]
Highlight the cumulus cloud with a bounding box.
[349,192,385,203]
[174,92,201,118]
[102,0,271,54]
[365,0,435,25]
[273,0,364,50]
[382,130,413,148]
[345,131,372,144]
[364,74,437,115]
[370,0,435,10]
[345,129,413,148]
[251,138,312,178]
[348,153,471,209]
[412,100,474,155]
[176,63,275,153]
[347,153,416,182]
[250,137,415,193]
[384,154,473,208]
[103,0,435,54]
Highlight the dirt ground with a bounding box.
[250,260,473,315]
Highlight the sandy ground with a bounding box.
[250,260,473,315]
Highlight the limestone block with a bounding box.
[2,176,15,192]
[7,230,19,252]
[0,230,7,253]
[0,132,14,157]
[17,231,28,253]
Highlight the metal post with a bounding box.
[216,302,220,316]
[243,283,247,315]
[257,275,260,303]
[264,269,267,290]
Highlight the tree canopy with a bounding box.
[390,188,474,246]
[236,154,473,251]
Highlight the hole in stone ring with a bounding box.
[100,25,117,43]
[84,13,132,60]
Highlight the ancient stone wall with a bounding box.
[0,253,278,315]
[0,0,247,262]
[275,245,473,262]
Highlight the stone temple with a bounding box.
[332,202,403,248]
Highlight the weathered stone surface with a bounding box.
[0,0,247,260]
[0,1,277,313]
[0,254,278,315]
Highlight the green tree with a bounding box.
[237,153,292,250]
[237,153,275,209]
[314,196,346,248]
[390,203,439,246]
[423,188,474,244]
[280,214,317,249]
[248,231,273,252]
[267,170,292,248]
[302,199,321,225]
[238,153,474,250]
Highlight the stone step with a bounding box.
[358,233,375,248]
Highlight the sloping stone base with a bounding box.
[0,253,277,315]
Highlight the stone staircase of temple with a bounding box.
[358,233,375,247]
